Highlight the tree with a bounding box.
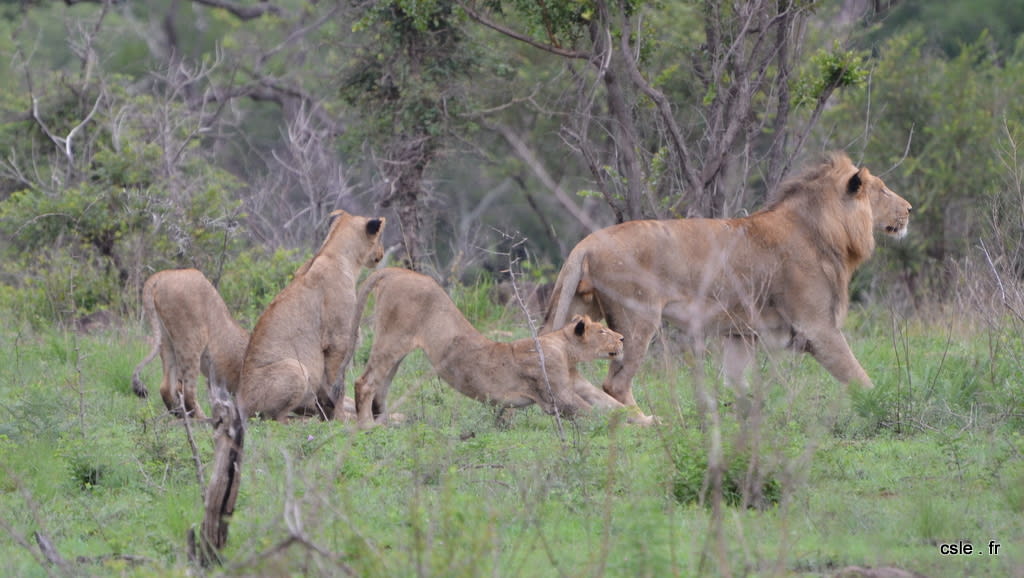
[463,0,868,222]
[337,1,479,270]
[813,30,1024,300]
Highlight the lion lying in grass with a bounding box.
[131,268,249,418]
[340,267,645,429]
[543,152,912,415]
[237,210,385,421]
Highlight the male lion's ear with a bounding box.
[574,318,586,337]
[847,171,863,195]
[366,218,384,236]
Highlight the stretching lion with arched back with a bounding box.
[542,152,912,418]
[341,267,637,429]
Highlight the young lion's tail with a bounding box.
[337,267,397,395]
[542,248,588,334]
[130,275,160,398]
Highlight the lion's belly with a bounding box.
[661,289,796,348]
[433,340,518,402]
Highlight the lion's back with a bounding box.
[371,268,477,347]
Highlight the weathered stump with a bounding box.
[188,387,245,567]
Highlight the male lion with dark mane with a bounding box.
[131,268,248,419]
[543,152,912,417]
[342,267,639,429]
[237,210,385,421]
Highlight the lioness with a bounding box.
[237,210,385,420]
[543,152,912,413]
[131,268,249,418]
[341,267,632,429]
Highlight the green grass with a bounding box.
[1,292,1023,576]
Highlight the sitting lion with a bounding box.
[340,267,637,429]
[131,268,249,418]
[237,210,385,420]
[542,152,912,415]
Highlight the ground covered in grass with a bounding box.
[1,293,1022,576]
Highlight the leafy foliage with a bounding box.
[864,0,1024,58]
[816,29,1024,297]
[669,424,782,509]
[793,41,869,108]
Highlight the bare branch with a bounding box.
[202,77,343,135]
[459,1,592,60]
[612,0,700,201]
[30,91,103,166]
[34,531,71,571]
[260,1,344,66]
[189,0,285,21]
[490,121,603,233]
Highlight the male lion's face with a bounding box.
[856,169,912,239]
[569,314,625,361]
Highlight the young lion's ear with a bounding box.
[847,171,863,195]
[574,318,586,337]
[366,218,384,236]
[328,209,349,224]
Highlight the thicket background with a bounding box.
[1,0,1023,327]
[2,0,1024,576]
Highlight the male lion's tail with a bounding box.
[542,248,589,334]
[130,276,160,398]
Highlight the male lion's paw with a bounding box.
[358,421,380,431]
[627,412,660,427]
[378,412,408,426]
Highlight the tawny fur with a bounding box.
[341,267,632,429]
[543,152,912,413]
[237,211,385,420]
[131,268,249,418]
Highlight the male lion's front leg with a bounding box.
[803,328,873,388]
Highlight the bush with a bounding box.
[668,426,782,509]
[217,247,306,326]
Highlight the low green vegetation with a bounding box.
[1,284,1022,577]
